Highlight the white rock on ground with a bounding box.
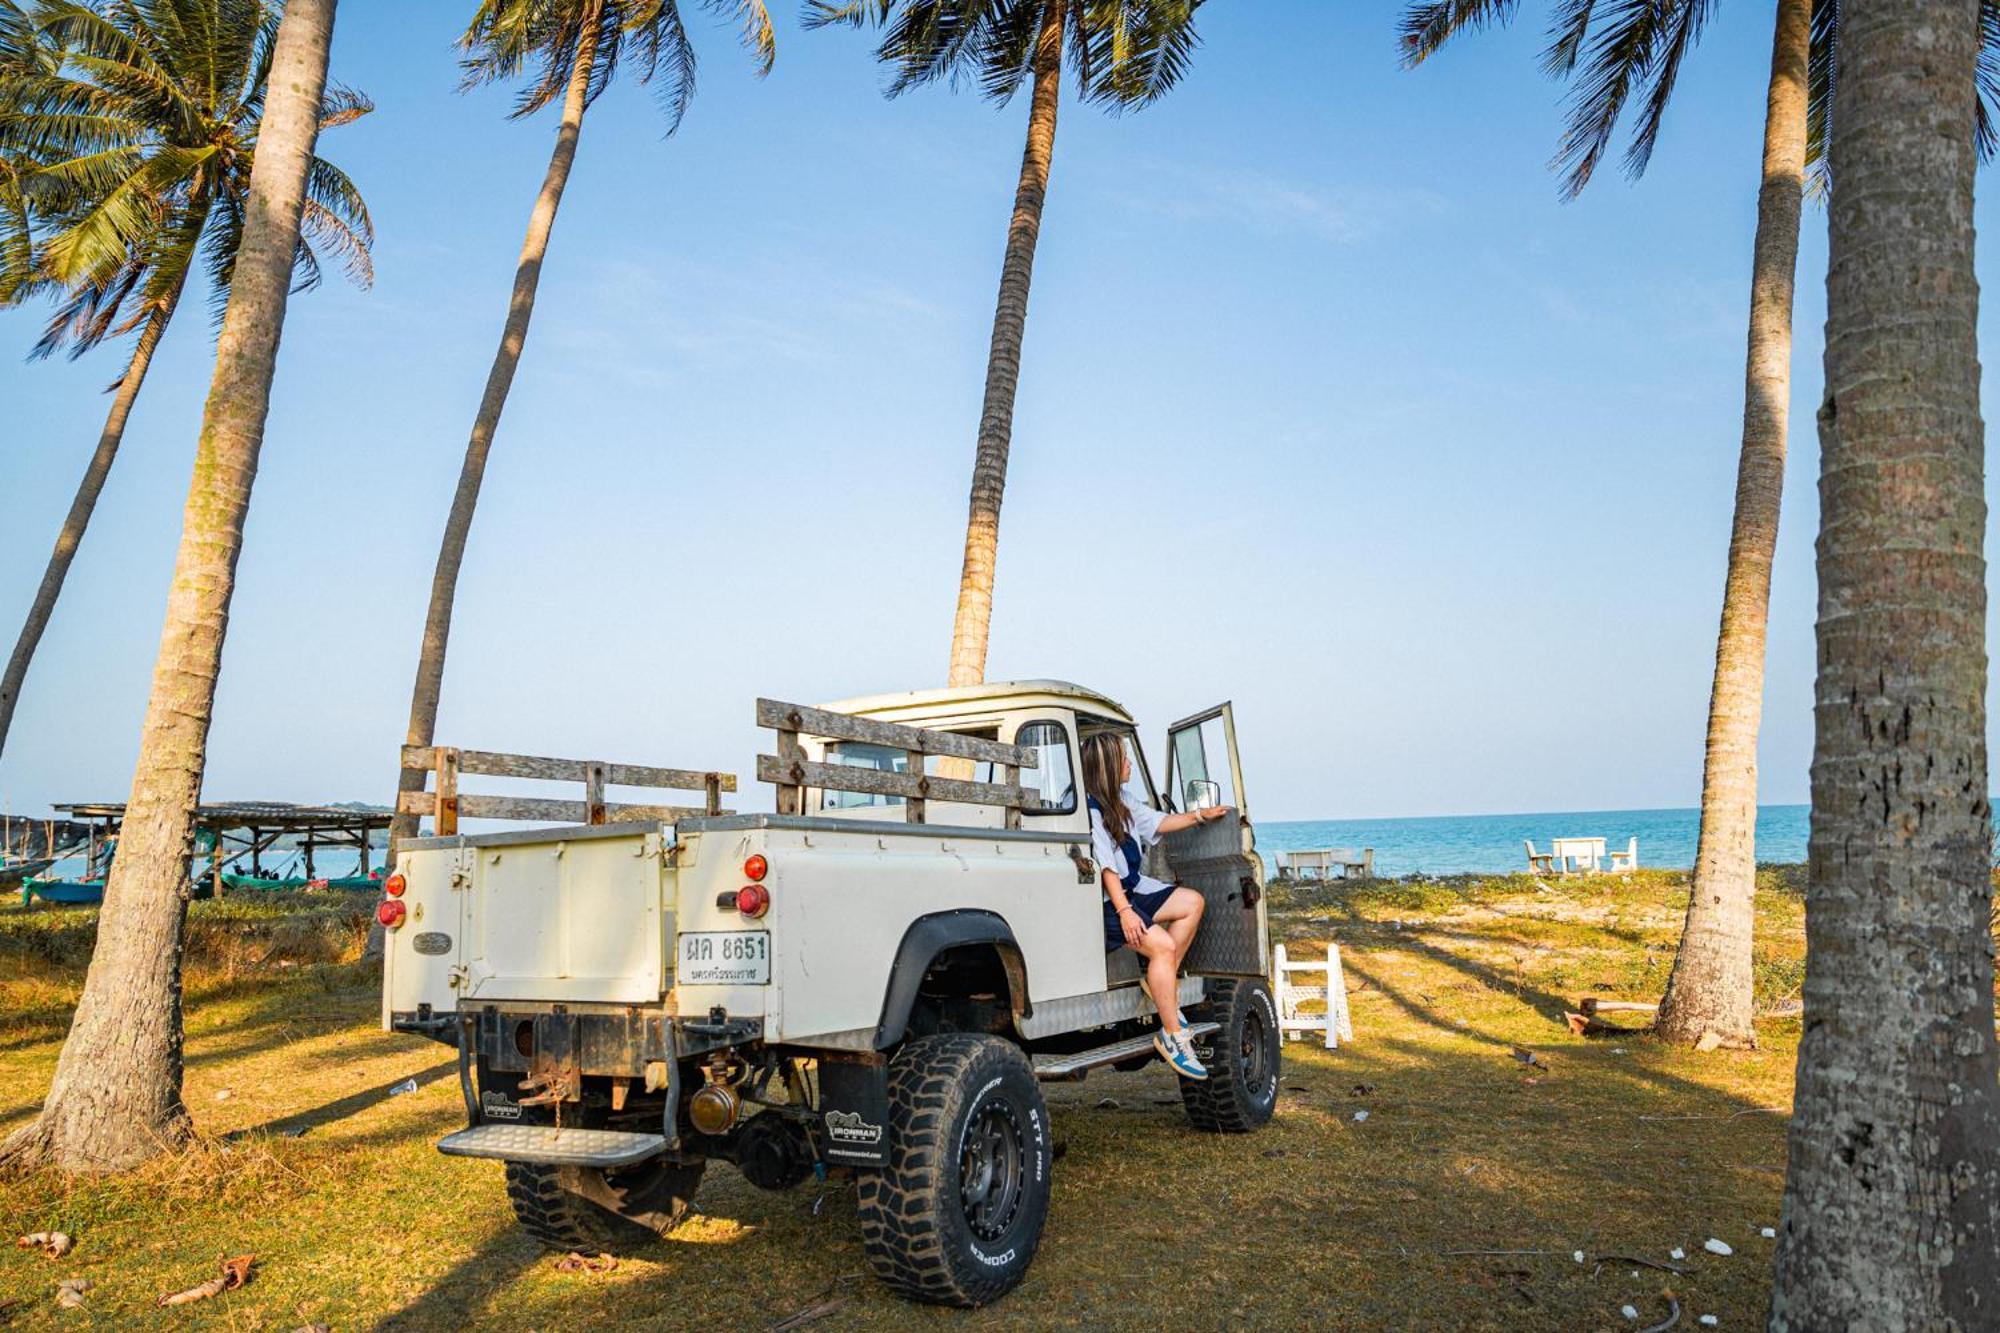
[1621,1305,1639,1321]
[1670,1247,1686,1260]
[1760,1227,1776,1239]
[1705,1238,1734,1256]
[1698,1318,1718,1328]
[1574,1251,1586,1263]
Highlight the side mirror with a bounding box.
[1185,778,1222,811]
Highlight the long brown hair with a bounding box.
[1082,733,1130,844]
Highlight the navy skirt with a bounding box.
[1104,883,1177,951]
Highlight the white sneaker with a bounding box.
[1153,1028,1209,1080]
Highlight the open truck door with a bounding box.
[1160,702,1267,977]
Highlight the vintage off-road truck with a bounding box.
[381,680,1278,1306]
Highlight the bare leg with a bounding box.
[1151,887,1206,969]
[1135,925,1181,1033]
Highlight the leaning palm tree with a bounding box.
[1,0,342,1175]
[0,0,373,764]
[1768,0,2000,1316]
[389,0,775,850]
[1402,0,1999,1047]
[812,0,1203,687]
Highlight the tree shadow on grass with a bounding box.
[371,1225,545,1330]
[230,1059,457,1141]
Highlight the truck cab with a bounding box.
[381,680,1278,1308]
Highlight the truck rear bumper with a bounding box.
[437,1124,666,1169]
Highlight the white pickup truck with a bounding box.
[381,680,1278,1307]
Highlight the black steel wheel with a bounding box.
[505,1158,705,1254]
[1182,977,1281,1133]
[857,1033,1052,1307]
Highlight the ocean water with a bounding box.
[1256,804,1812,878]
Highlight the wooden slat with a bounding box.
[756,755,1037,810]
[398,792,715,824]
[755,699,1037,770]
[398,745,736,794]
[436,747,461,836]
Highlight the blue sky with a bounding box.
[0,1,1971,823]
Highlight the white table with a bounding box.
[1550,837,1606,874]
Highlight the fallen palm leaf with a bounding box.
[553,1251,616,1274]
[157,1253,254,1306]
[769,1297,846,1331]
[15,1231,73,1258]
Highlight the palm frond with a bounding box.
[1541,0,1596,75]
[1077,0,1201,109]
[624,0,699,129]
[1399,0,1520,68]
[821,0,1201,110]
[802,0,894,27]
[1621,0,1714,179]
[1547,0,1667,197]
[317,79,371,128]
[1979,0,2000,161]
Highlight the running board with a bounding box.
[1033,1022,1220,1081]
[437,1124,665,1168]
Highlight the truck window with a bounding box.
[823,730,1000,809]
[1017,720,1076,814]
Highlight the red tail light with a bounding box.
[377,899,407,929]
[735,884,770,918]
[743,854,768,882]
[384,873,407,898]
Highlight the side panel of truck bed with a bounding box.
[670,817,1100,1045]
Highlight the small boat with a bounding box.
[21,842,113,906]
[20,875,104,906]
[215,848,379,893]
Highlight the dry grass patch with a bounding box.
[0,873,1799,1328]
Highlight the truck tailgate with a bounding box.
[459,824,671,1004]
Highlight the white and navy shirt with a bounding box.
[1089,785,1172,899]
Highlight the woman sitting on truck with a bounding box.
[1081,732,1231,1081]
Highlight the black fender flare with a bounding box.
[873,910,1031,1050]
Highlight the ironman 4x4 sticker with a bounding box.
[825,1110,883,1147]
[481,1090,522,1121]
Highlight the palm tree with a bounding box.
[1402,0,1999,1048]
[1767,0,2000,1316]
[0,0,373,764]
[389,0,775,850]
[0,0,341,1175]
[812,0,1203,687]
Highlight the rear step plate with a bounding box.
[438,1124,665,1168]
[1033,1022,1220,1081]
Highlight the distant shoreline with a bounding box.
[1258,804,1818,877]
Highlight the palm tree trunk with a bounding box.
[1767,0,2000,1317]
[389,9,604,848]
[0,0,337,1175]
[944,0,1065,688]
[0,280,187,762]
[1651,0,1809,1049]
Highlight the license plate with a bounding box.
[677,930,770,985]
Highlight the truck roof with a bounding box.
[820,679,1135,726]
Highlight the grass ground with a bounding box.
[0,870,1807,1330]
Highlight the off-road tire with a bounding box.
[857,1033,1052,1307]
[1181,977,1281,1133]
[504,1158,705,1254]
